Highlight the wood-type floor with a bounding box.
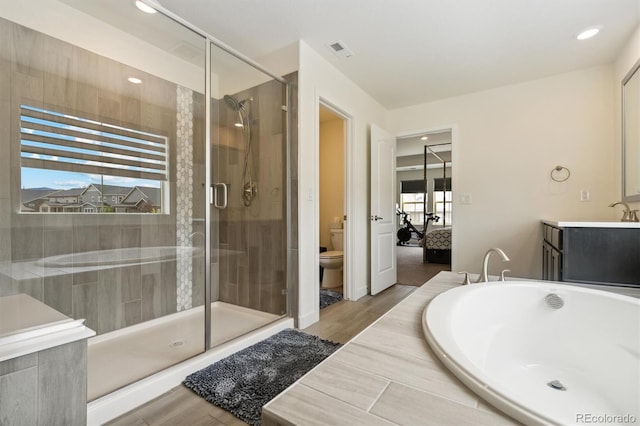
[396,245,451,286]
[107,284,417,425]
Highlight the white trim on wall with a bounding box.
[318,96,356,301]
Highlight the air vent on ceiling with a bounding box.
[328,40,353,58]
[171,42,203,61]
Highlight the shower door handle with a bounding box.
[212,183,228,209]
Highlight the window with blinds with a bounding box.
[20,105,168,214]
[20,105,168,181]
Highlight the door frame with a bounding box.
[317,96,354,301]
[395,124,458,270]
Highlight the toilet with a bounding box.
[319,228,344,288]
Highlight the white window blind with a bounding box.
[20,105,168,181]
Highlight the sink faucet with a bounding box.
[609,201,639,222]
[476,248,510,283]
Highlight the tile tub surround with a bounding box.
[0,339,90,426]
[262,271,519,426]
[0,294,95,426]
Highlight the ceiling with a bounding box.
[397,130,452,170]
[52,0,638,168]
[157,0,640,109]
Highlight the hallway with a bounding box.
[396,245,450,286]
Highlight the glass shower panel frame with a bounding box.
[0,4,208,401]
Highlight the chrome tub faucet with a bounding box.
[476,248,510,283]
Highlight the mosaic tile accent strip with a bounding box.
[176,85,194,311]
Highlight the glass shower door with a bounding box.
[209,44,288,347]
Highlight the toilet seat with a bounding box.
[320,250,343,259]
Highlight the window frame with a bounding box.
[19,104,170,215]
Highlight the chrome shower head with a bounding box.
[223,95,252,111]
[223,94,241,111]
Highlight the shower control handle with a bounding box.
[213,183,228,209]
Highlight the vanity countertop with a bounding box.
[262,272,518,426]
[543,220,640,228]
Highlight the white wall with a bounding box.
[614,25,640,210]
[297,41,386,328]
[387,65,616,279]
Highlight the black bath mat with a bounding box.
[182,328,341,426]
[320,288,343,309]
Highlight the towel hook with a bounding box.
[550,165,570,182]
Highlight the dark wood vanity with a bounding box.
[542,221,640,287]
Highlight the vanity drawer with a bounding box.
[543,225,562,250]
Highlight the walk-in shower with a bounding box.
[0,0,290,413]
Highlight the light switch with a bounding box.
[580,189,590,202]
[459,194,472,205]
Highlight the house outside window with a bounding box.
[19,105,168,214]
[400,192,425,225]
[399,180,427,227]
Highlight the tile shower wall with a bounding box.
[0,18,205,334]
[214,79,288,316]
[176,85,194,312]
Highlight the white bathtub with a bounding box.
[423,281,640,425]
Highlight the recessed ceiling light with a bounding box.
[420,136,429,141]
[577,27,600,40]
[127,77,142,84]
[135,0,157,14]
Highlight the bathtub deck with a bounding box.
[88,302,280,401]
[262,271,519,425]
[0,293,69,338]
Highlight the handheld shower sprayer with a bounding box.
[222,94,257,206]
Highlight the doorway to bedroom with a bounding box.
[395,128,453,286]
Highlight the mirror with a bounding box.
[622,59,640,202]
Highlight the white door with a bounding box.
[370,124,397,295]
